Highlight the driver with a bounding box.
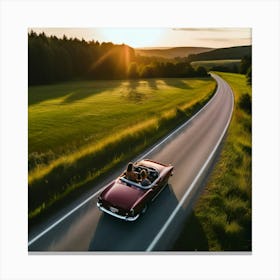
[125,162,139,181]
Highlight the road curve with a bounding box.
[28,73,234,252]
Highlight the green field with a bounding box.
[173,72,252,251]
[28,77,216,219]
[191,60,241,71]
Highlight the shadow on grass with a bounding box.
[147,79,158,90]
[172,211,209,251]
[29,87,68,106]
[28,80,122,106]
[162,78,194,90]
[61,88,103,104]
[125,79,145,103]
[62,80,124,104]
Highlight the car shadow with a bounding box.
[88,184,182,251]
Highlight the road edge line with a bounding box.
[146,74,234,251]
[28,184,108,246]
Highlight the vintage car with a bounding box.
[97,159,174,221]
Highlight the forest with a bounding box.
[28,31,209,85]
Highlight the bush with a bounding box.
[238,93,251,114]
[246,66,252,85]
[196,66,208,77]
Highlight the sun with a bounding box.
[97,28,165,48]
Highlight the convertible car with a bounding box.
[97,159,173,221]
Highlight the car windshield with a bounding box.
[120,163,159,189]
[119,177,153,190]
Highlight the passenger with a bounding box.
[140,170,151,186]
[125,162,139,181]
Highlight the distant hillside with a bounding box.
[188,45,252,61]
[135,47,214,59]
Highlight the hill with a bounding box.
[188,45,252,61]
[135,47,214,59]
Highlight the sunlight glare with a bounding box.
[97,28,165,48]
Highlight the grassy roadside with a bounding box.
[28,78,216,222]
[173,72,252,251]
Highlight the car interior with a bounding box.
[133,165,159,182]
[120,164,159,188]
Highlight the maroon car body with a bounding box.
[97,159,173,221]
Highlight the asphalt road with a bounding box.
[28,73,234,252]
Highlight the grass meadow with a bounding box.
[173,72,252,251]
[28,77,216,220]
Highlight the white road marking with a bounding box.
[28,185,107,246]
[28,74,220,247]
[137,78,220,161]
[146,75,234,251]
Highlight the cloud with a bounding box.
[198,37,235,42]
[172,28,250,32]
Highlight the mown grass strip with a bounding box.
[28,79,217,221]
[173,72,251,251]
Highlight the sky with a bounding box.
[30,28,251,48]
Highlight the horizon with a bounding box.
[134,44,251,50]
[29,28,251,49]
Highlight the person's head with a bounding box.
[140,169,147,179]
[127,162,133,172]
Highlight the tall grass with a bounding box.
[28,78,216,220]
[173,72,252,251]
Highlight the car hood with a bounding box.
[102,181,144,210]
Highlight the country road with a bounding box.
[28,73,234,252]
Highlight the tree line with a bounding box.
[208,55,251,85]
[28,31,209,85]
